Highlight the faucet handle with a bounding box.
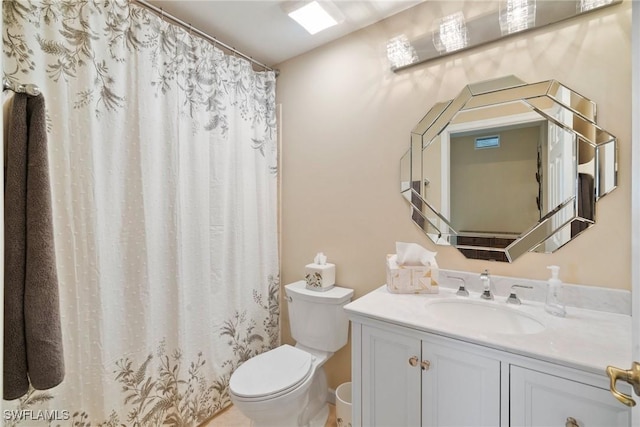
[480,269,493,300]
[449,276,468,297]
[506,284,533,305]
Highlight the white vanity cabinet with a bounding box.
[352,319,631,427]
[358,322,500,427]
[510,366,630,427]
[360,324,421,426]
[420,332,501,427]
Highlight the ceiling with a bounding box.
[146,1,425,67]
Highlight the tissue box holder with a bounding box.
[386,254,439,294]
[305,263,336,291]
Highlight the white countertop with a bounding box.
[344,285,632,376]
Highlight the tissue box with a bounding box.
[305,263,336,291]
[386,254,439,294]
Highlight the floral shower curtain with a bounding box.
[3,1,279,425]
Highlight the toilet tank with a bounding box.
[285,281,354,352]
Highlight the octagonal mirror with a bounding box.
[400,76,617,262]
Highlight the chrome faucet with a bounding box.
[506,284,533,305]
[480,269,493,300]
[449,276,469,297]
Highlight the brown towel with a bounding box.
[571,173,595,237]
[4,93,64,400]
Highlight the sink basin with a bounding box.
[426,299,545,335]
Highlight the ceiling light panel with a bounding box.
[288,1,338,35]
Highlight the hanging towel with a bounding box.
[571,173,595,237]
[4,93,64,400]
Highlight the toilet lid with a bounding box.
[229,345,313,399]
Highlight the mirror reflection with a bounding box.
[401,76,617,262]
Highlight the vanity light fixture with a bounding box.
[288,1,338,35]
[387,35,419,69]
[578,0,614,12]
[390,0,621,72]
[432,12,469,54]
[499,0,536,35]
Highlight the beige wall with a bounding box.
[276,1,632,390]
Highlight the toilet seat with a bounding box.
[229,345,313,401]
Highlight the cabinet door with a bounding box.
[361,325,422,427]
[421,337,501,427]
[510,365,630,427]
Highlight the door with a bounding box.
[633,1,640,425]
[619,1,640,425]
[361,325,422,427]
[544,116,574,251]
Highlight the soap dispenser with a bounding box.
[545,265,566,317]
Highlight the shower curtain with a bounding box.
[3,1,279,425]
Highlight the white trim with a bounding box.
[631,0,639,424]
[441,130,451,221]
[277,103,283,316]
[1,2,5,412]
[444,111,544,134]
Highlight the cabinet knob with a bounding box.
[408,356,419,367]
[565,417,578,427]
[421,360,431,371]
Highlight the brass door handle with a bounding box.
[565,417,578,427]
[409,356,419,367]
[421,360,431,371]
[606,362,640,407]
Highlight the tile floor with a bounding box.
[202,403,337,427]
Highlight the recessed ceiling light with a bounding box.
[288,1,338,35]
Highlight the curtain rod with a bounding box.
[131,0,278,75]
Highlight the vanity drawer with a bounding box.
[510,366,630,427]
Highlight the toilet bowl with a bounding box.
[228,281,354,427]
[229,344,330,427]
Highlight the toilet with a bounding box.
[229,280,354,427]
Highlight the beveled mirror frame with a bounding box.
[401,76,617,262]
